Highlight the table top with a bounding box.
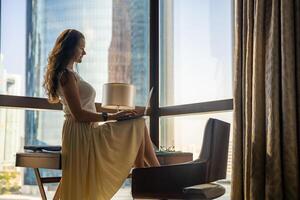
[16,151,193,169]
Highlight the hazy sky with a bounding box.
[1,0,26,76]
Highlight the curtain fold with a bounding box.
[232,0,300,199]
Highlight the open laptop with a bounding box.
[117,87,153,121]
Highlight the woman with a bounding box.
[43,29,160,200]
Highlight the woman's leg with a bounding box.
[143,127,160,167]
[134,136,146,168]
[134,123,160,168]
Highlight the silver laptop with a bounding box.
[117,87,153,121]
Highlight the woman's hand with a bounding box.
[108,110,138,121]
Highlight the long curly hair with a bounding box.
[43,29,84,103]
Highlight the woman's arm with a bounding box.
[95,104,117,113]
[60,71,137,122]
[96,104,150,117]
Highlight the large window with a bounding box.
[0,0,233,199]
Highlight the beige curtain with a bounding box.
[232,0,300,199]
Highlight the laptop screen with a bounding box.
[144,87,154,115]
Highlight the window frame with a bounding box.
[0,0,233,147]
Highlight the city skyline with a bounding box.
[1,0,233,149]
[1,0,232,104]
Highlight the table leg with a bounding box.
[33,168,47,200]
[53,181,61,200]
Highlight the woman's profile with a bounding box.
[43,29,160,200]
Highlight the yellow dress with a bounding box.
[58,69,145,200]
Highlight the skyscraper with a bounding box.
[108,0,132,83]
[128,0,149,105]
[0,68,24,171]
[108,0,149,105]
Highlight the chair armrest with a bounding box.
[183,183,225,199]
[132,161,207,198]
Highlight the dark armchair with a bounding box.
[131,118,230,199]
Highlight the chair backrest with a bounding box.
[198,118,230,182]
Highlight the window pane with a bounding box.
[0,108,62,198]
[1,0,149,106]
[160,111,233,180]
[159,0,233,106]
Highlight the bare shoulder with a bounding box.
[60,69,77,87]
